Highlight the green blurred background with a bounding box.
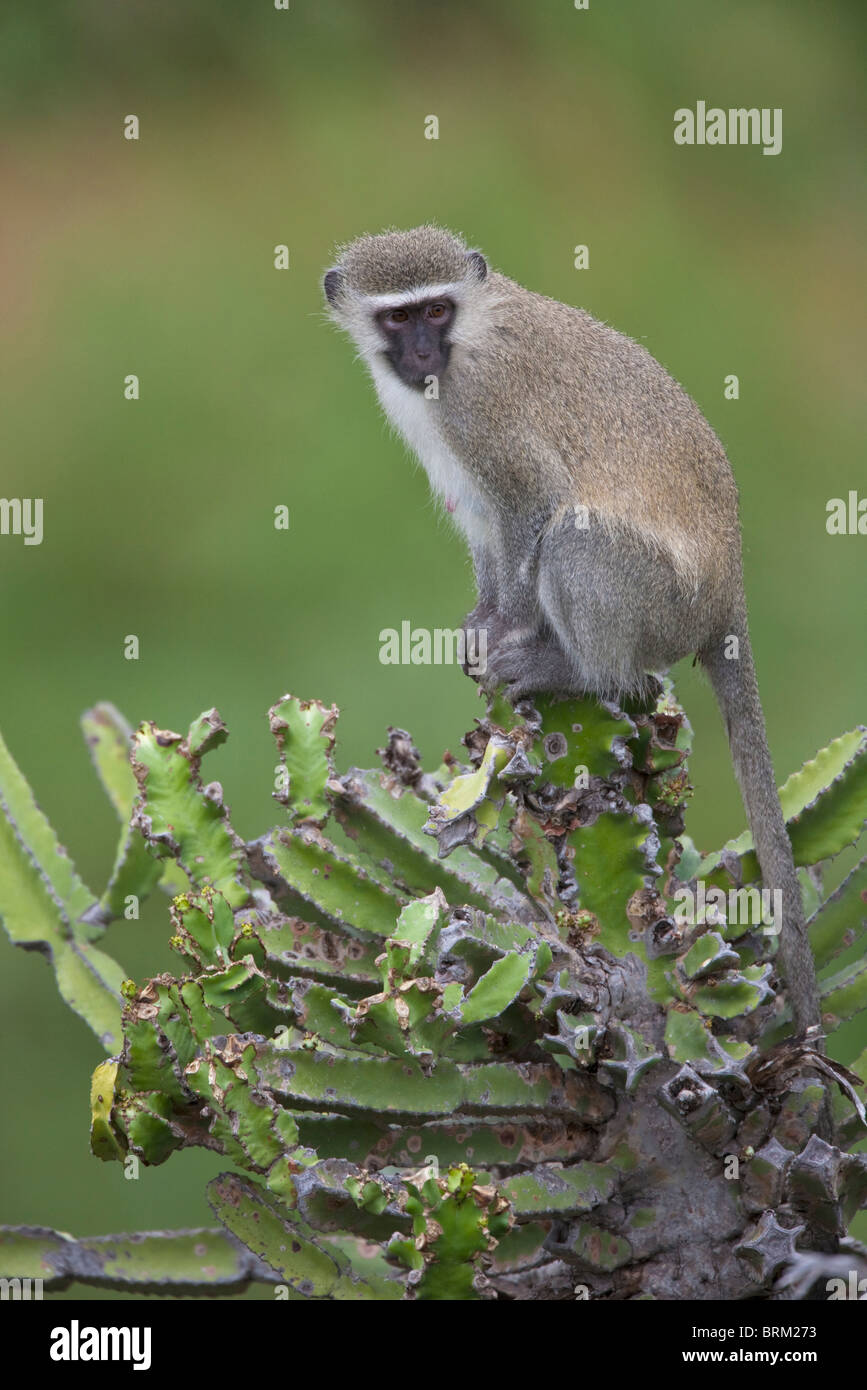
[1,0,864,1296]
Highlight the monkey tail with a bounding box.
[700,619,821,1038]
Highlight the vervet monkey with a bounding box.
[323,225,820,1037]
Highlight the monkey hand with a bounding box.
[461,601,497,635]
[460,607,509,679]
[472,626,577,702]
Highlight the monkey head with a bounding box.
[323,225,488,391]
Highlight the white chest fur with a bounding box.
[371,364,493,549]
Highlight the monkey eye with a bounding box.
[426,302,450,319]
[386,307,409,324]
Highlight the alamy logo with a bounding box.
[672,882,782,935]
[826,491,867,535]
[379,621,487,675]
[674,103,782,156]
[0,497,43,545]
[826,1272,867,1300]
[0,1276,43,1300]
[49,1320,151,1371]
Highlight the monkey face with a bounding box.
[375,298,455,389]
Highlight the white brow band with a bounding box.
[357,282,466,309]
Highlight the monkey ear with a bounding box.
[465,250,487,282]
[323,268,345,305]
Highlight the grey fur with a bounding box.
[323,225,820,1037]
[329,225,477,297]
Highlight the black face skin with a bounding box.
[377,298,455,389]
